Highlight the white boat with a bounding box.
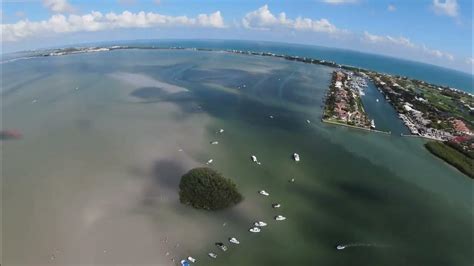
[336,245,346,250]
[293,153,300,162]
[251,155,258,162]
[215,242,228,251]
[206,159,213,164]
[208,252,217,258]
[187,256,196,263]
[259,190,269,196]
[275,215,286,221]
[229,237,240,244]
[376,99,379,102]
[218,129,224,133]
[211,141,219,145]
[370,119,375,129]
[306,119,311,124]
[272,203,281,208]
[269,115,274,119]
[289,178,295,183]
[249,227,261,233]
[254,221,267,227]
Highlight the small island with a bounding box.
[179,167,243,210]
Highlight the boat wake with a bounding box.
[336,242,390,250]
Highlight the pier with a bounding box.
[322,119,392,135]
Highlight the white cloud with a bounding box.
[363,31,454,61]
[432,0,458,17]
[387,4,396,12]
[363,31,414,48]
[242,5,342,34]
[421,44,454,60]
[2,10,225,41]
[466,57,474,65]
[154,0,161,4]
[43,0,75,13]
[322,0,358,4]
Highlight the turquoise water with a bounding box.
[2,48,472,266]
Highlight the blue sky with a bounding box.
[1,0,473,73]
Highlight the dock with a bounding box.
[322,119,391,135]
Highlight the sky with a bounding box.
[1,0,473,74]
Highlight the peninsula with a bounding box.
[322,70,373,131]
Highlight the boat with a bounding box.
[251,155,258,162]
[180,259,190,266]
[269,115,274,119]
[229,237,240,244]
[289,178,295,183]
[254,221,267,227]
[208,252,217,259]
[336,245,346,250]
[187,256,196,263]
[370,119,376,129]
[306,119,311,124]
[272,203,281,208]
[206,159,213,164]
[215,242,228,251]
[249,227,261,233]
[259,190,269,196]
[376,99,379,102]
[293,153,300,162]
[210,141,219,145]
[218,129,224,133]
[275,215,286,221]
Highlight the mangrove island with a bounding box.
[179,167,243,210]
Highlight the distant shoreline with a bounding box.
[3,43,472,94]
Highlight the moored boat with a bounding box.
[216,242,228,251]
[249,227,261,233]
[254,221,267,227]
[275,215,286,221]
[293,153,300,162]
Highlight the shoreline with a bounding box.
[400,133,441,141]
[321,119,391,135]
